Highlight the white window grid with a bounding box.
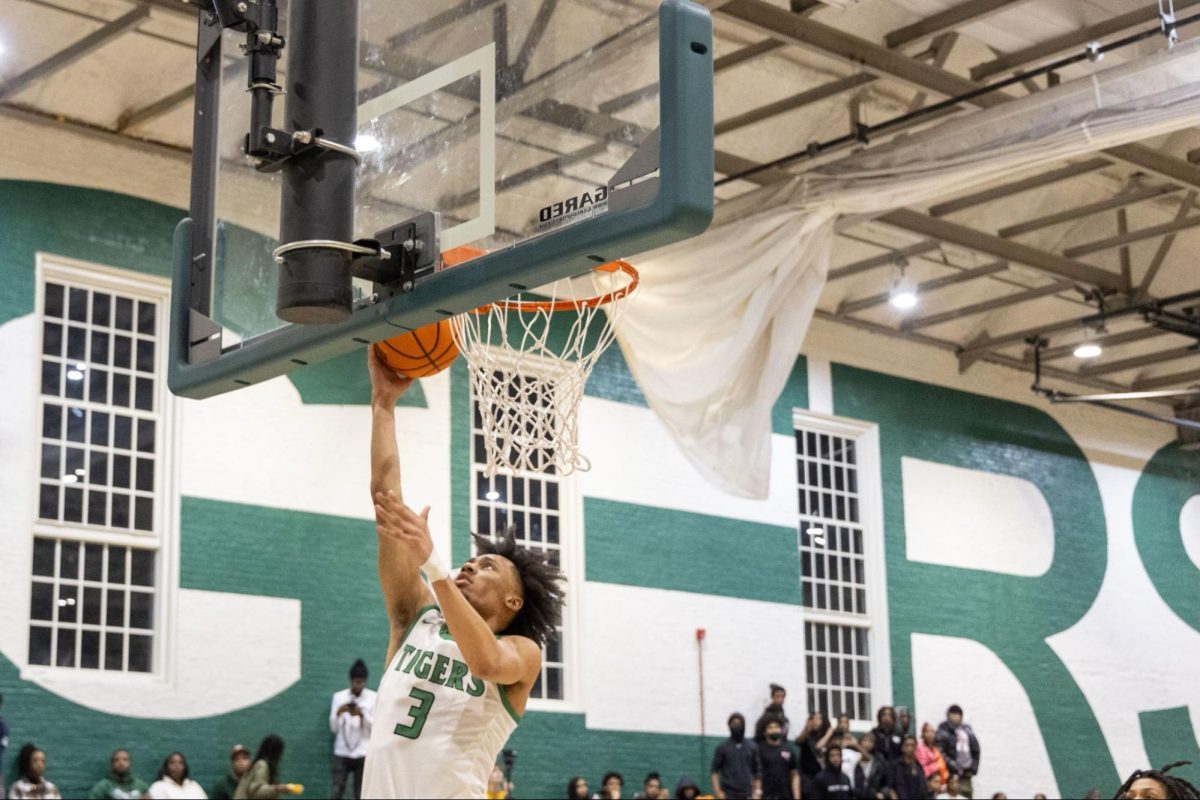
[804,620,872,722]
[469,361,578,706]
[793,412,891,729]
[797,430,867,615]
[28,537,156,672]
[28,257,174,677]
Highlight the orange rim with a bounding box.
[441,246,639,315]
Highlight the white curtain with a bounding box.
[619,38,1200,497]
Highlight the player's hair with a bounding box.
[17,744,44,781]
[253,734,285,784]
[473,529,565,646]
[1113,761,1199,799]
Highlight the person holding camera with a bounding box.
[330,659,376,799]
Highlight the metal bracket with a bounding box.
[608,129,661,214]
[352,212,442,295]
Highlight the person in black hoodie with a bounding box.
[884,736,927,800]
[711,713,761,800]
[870,707,903,767]
[757,716,799,799]
[814,745,855,799]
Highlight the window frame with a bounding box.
[466,346,583,712]
[792,410,892,729]
[22,253,179,683]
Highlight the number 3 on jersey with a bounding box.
[394,688,435,739]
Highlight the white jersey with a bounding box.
[362,605,521,799]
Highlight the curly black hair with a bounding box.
[472,528,565,647]
[1113,761,1199,799]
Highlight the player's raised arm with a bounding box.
[367,348,434,663]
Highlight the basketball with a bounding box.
[374,319,459,378]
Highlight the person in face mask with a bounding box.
[710,712,761,800]
[757,717,799,799]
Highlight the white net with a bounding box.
[451,262,638,477]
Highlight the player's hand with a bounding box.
[367,345,416,405]
[373,490,433,562]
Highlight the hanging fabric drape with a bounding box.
[617,38,1200,497]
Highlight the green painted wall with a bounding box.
[832,364,1118,796]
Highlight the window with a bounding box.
[470,365,578,705]
[793,412,890,726]
[28,258,171,674]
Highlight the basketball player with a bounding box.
[362,348,565,799]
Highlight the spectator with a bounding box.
[755,685,791,742]
[711,713,760,800]
[673,777,699,800]
[1113,761,1200,799]
[758,717,800,800]
[814,745,854,799]
[486,765,510,799]
[568,777,589,799]
[797,711,833,790]
[8,743,61,800]
[883,736,925,800]
[148,752,206,799]
[330,659,375,800]
[990,794,1006,800]
[935,706,980,799]
[871,708,902,766]
[595,772,624,800]
[234,735,289,800]
[915,724,949,783]
[633,773,662,799]
[1033,795,1047,800]
[210,745,251,800]
[0,693,9,799]
[1082,791,1101,800]
[935,775,966,800]
[89,749,149,800]
[926,774,943,798]
[897,708,912,739]
[853,731,887,800]
[839,732,862,784]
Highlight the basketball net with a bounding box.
[450,257,638,477]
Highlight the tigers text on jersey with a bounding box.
[362,605,521,799]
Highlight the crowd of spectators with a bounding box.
[5,677,1199,800]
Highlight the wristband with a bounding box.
[421,549,450,583]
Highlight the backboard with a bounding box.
[171,0,713,398]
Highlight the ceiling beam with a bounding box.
[1135,191,1197,301]
[1079,346,1200,377]
[928,158,1110,217]
[0,6,151,101]
[1135,367,1200,391]
[714,150,789,185]
[879,208,1126,291]
[1101,143,1200,191]
[116,83,194,131]
[1061,213,1200,258]
[827,239,940,281]
[997,184,1180,238]
[815,309,1130,393]
[1031,326,1166,362]
[904,280,1073,331]
[715,73,873,136]
[837,260,1007,314]
[885,0,1035,51]
[970,0,1200,82]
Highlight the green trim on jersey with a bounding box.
[395,605,440,660]
[497,683,522,725]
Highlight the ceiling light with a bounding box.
[806,526,826,547]
[1073,342,1102,359]
[484,490,500,501]
[74,468,86,476]
[62,474,78,484]
[355,133,381,153]
[889,282,919,310]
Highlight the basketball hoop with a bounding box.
[447,248,639,477]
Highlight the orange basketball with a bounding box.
[374,319,458,378]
